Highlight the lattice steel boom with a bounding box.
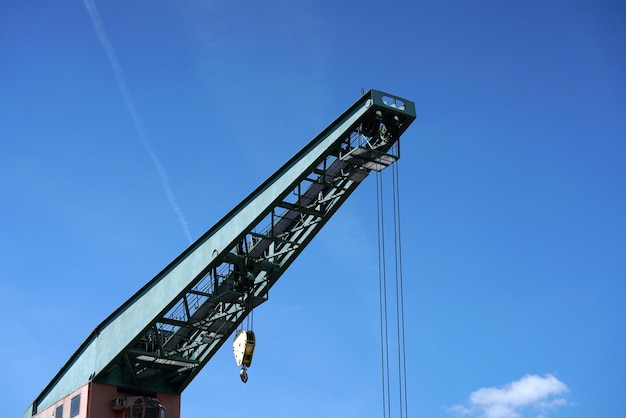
[25,90,416,418]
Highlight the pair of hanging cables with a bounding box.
[376,144,408,418]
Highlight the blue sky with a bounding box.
[1,1,625,417]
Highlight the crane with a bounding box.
[24,90,416,418]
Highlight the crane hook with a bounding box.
[233,329,255,383]
[239,367,248,383]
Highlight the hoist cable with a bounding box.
[392,158,409,418]
[376,170,391,418]
[376,142,409,418]
[392,159,403,418]
[246,306,254,331]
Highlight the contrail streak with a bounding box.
[82,0,193,243]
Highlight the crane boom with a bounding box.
[25,90,416,418]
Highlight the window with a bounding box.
[70,395,81,418]
[124,405,142,418]
[55,405,63,418]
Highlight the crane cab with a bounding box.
[29,383,179,418]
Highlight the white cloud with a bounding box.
[448,374,568,418]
